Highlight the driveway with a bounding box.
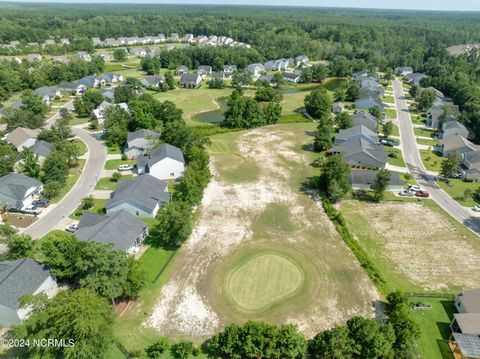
[393,79,480,234]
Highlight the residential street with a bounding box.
[393,79,480,234]
[23,127,107,239]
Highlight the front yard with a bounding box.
[437,179,480,207]
[105,159,136,170]
[384,147,406,167]
[95,174,134,190]
[414,127,437,139]
[419,150,445,173]
[70,198,107,220]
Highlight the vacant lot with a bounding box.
[145,123,379,341]
[340,200,480,292]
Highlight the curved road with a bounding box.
[393,79,480,234]
[23,127,107,239]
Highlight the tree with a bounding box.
[304,87,333,120]
[42,180,63,199]
[103,105,129,147]
[6,234,33,259]
[345,81,360,102]
[318,154,351,202]
[272,72,284,87]
[145,338,171,358]
[152,201,192,249]
[175,161,211,205]
[312,64,329,82]
[114,84,136,104]
[141,57,160,75]
[41,231,81,281]
[74,89,104,117]
[19,148,41,179]
[165,71,175,90]
[255,86,280,102]
[417,88,436,112]
[371,169,391,202]
[369,106,382,121]
[300,67,313,83]
[384,68,394,82]
[81,196,94,209]
[383,121,393,138]
[113,48,127,62]
[122,256,146,298]
[335,112,353,129]
[171,340,195,359]
[207,78,226,89]
[21,90,48,117]
[313,118,334,151]
[263,101,282,125]
[440,150,461,178]
[12,289,114,359]
[310,325,355,359]
[0,140,18,176]
[409,84,419,99]
[42,149,69,186]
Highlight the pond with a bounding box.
[194,98,228,124]
[278,88,302,94]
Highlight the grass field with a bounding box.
[73,138,88,156]
[420,150,445,172]
[383,96,395,104]
[415,127,437,138]
[437,179,480,207]
[384,147,406,167]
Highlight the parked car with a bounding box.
[399,190,416,196]
[21,206,43,215]
[65,223,79,233]
[415,190,430,198]
[472,205,480,212]
[32,199,50,208]
[7,206,22,213]
[381,139,400,147]
[407,184,421,192]
[118,164,133,171]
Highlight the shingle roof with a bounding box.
[335,125,377,145]
[282,71,300,79]
[441,135,479,153]
[5,127,40,148]
[106,174,170,213]
[463,151,480,167]
[137,143,185,169]
[452,333,480,358]
[180,73,201,85]
[333,137,387,165]
[458,288,480,313]
[0,173,42,207]
[29,140,53,158]
[140,76,164,87]
[75,210,147,251]
[454,313,480,334]
[127,129,159,145]
[34,86,59,98]
[353,111,378,130]
[350,169,403,187]
[0,258,53,310]
[443,119,467,133]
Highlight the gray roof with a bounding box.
[441,135,479,153]
[282,71,300,79]
[77,76,96,87]
[463,151,480,167]
[180,73,201,85]
[106,174,170,213]
[0,258,53,310]
[458,288,480,313]
[176,65,188,72]
[443,119,467,133]
[259,74,273,83]
[29,140,53,158]
[57,81,77,91]
[0,173,42,208]
[140,76,165,87]
[137,143,185,169]
[127,129,159,145]
[454,313,480,334]
[352,111,378,131]
[100,89,115,100]
[333,137,387,166]
[452,333,480,358]
[350,169,403,187]
[34,86,59,98]
[355,96,384,109]
[197,65,212,71]
[335,125,377,145]
[75,210,147,251]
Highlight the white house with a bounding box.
[246,63,265,76]
[0,173,43,209]
[92,101,129,124]
[136,143,185,180]
[282,71,301,83]
[295,55,309,66]
[0,258,58,327]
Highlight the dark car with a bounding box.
[415,190,430,198]
[7,206,22,213]
[32,199,50,208]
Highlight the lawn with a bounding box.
[73,138,88,156]
[70,198,107,220]
[105,159,136,170]
[411,114,427,126]
[419,150,445,173]
[384,147,406,167]
[414,127,437,139]
[383,96,395,104]
[409,296,456,359]
[107,146,122,154]
[50,159,86,204]
[437,179,480,207]
[384,108,397,119]
[417,138,439,147]
[69,115,89,126]
[95,174,133,190]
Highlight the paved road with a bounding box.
[393,79,480,234]
[23,126,107,239]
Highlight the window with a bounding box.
[136,211,140,216]
[170,172,175,177]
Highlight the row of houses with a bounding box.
[245,55,309,76]
[352,70,385,111]
[1,38,70,49]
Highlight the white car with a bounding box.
[399,190,416,196]
[118,164,133,172]
[407,184,421,192]
[21,206,42,215]
[65,224,79,233]
[472,205,480,212]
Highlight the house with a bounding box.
[129,48,147,56]
[140,76,165,88]
[450,289,480,359]
[34,86,61,104]
[350,169,403,192]
[282,72,301,83]
[461,152,480,181]
[197,65,213,76]
[5,127,40,151]
[184,34,194,42]
[427,100,461,129]
[353,70,370,82]
[264,60,283,71]
[405,73,427,87]
[355,96,384,111]
[332,138,387,168]
[125,129,159,159]
[360,77,380,88]
[352,111,378,132]
[212,72,226,81]
[334,125,378,145]
[332,102,344,113]
[171,33,179,42]
[442,119,469,140]
[26,54,42,62]
[258,74,274,86]
[28,140,54,163]
[106,174,170,218]
[60,38,70,46]
[93,51,111,61]
[223,65,237,75]
[52,55,70,64]
[92,37,103,46]
[295,55,309,66]
[43,39,55,47]
[0,173,43,209]
[180,73,202,88]
[0,258,58,327]
[360,84,385,99]
[395,66,414,76]
[176,65,188,74]
[157,34,166,42]
[136,143,185,180]
[285,58,295,68]
[246,63,265,76]
[92,101,129,124]
[75,51,91,62]
[165,44,176,51]
[75,210,148,253]
[440,135,480,157]
[104,38,120,47]
[77,75,103,89]
[97,73,124,86]
[57,81,80,93]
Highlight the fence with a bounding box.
[405,292,456,301]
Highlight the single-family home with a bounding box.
[57,81,82,94]
[353,70,370,82]
[93,51,111,61]
[92,101,129,124]
[5,127,40,151]
[211,71,226,81]
[165,44,175,51]
[129,48,147,56]
[246,63,265,76]
[440,135,480,157]
[360,84,385,99]
[171,33,179,42]
[75,51,91,62]
[197,65,213,77]
[28,140,54,163]
[140,76,165,89]
[104,38,120,47]
[427,100,461,129]
[180,73,202,88]
[332,138,387,168]
[77,75,103,89]
[0,258,58,327]
[405,73,427,87]
[34,86,61,104]
[43,39,56,47]
[92,37,103,46]
[223,65,237,75]
[295,55,309,66]
[60,38,70,46]
[360,77,380,89]
[264,60,282,71]
[461,152,480,181]
[176,65,189,74]
[75,210,148,253]
[52,55,70,64]
[442,119,469,140]
[97,73,124,86]
[282,72,301,83]
[352,112,378,132]
[350,169,403,192]
[125,129,159,159]
[157,34,166,42]
[136,143,185,180]
[26,54,42,62]
[395,66,414,76]
[332,102,345,114]
[450,289,480,359]
[355,96,384,111]
[106,174,171,218]
[184,34,194,42]
[258,74,274,86]
[334,125,378,146]
[0,173,43,209]
[100,89,115,101]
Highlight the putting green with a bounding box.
[227,253,304,312]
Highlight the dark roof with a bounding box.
[137,143,185,169]
[211,71,225,79]
[34,86,59,98]
[458,288,480,313]
[333,137,387,165]
[127,129,159,144]
[77,76,96,87]
[106,174,170,213]
[353,111,378,128]
[0,258,53,310]
[335,125,377,144]
[282,71,300,79]
[463,151,480,166]
[350,170,403,187]
[29,140,53,158]
[141,76,165,87]
[454,313,480,334]
[0,173,42,207]
[443,119,467,133]
[75,210,147,251]
[180,73,201,85]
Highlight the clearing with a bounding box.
[144,123,379,341]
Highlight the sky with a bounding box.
[2,0,480,11]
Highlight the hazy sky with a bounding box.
[3,0,480,11]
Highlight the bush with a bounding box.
[145,337,171,358]
[111,172,122,182]
[81,196,94,210]
[171,340,194,359]
[43,181,62,199]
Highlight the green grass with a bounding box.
[414,127,437,139]
[73,138,88,156]
[411,114,427,126]
[417,138,439,147]
[105,159,136,170]
[50,159,86,204]
[69,115,89,126]
[384,147,406,167]
[69,198,107,220]
[107,146,122,154]
[409,297,455,359]
[385,108,397,119]
[278,113,310,123]
[95,174,133,190]
[419,150,445,172]
[437,179,480,207]
[383,96,395,104]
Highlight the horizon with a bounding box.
[1,0,480,12]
